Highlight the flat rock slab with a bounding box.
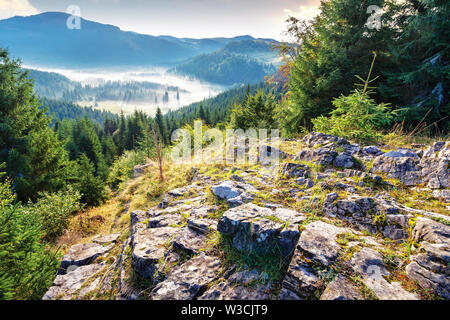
[218,203,300,257]
[350,247,418,300]
[147,214,184,228]
[280,163,310,178]
[211,180,254,207]
[281,250,320,299]
[199,282,271,300]
[320,276,363,300]
[298,221,347,266]
[172,227,207,255]
[199,269,271,300]
[151,254,221,300]
[412,217,450,244]
[43,263,105,300]
[93,232,121,244]
[187,218,217,234]
[406,261,450,299]
[58,243,113,275]
[132,227,178,279]
[405,241,450,299]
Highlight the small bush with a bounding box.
[312,54,398,143]
[25,187,83,241]
[107,150,147,190]
[0,178,60,300]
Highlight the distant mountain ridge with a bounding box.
[170,39,278,85]
[0,12,277,69]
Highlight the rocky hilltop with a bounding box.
[43,133,450,300]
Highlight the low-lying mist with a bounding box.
[27,66,227,116]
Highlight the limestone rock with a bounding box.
[199,269,271,300]
[350,248,418,300]
[277,288,302,300]
[93,232,121,244]
[58,243,113,275]
[43,264,105,300]
[211,180,253,206]
[298,221,347,266]
[132,227,178,279]
[147,214,184,228]
[406,261,450,299]
[187,218,217,234]
[412,217,450,244]
[151,254,221,300]
[405,240,450,299]
[333,153,355,169]
[280,163,310,178]
[320,276,364,300]
[281,250,320,299]
[218,203,300,257]
[172,227,206,255]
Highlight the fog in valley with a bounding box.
[26,66,227,116]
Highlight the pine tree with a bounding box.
[155,107,167,144]
[0,170,59,299]
[0,48,70,200]
[74,154,107,206]
[286,0,397,131]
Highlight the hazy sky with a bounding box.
[0,0,321,39]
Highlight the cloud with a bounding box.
[0,0,39,20]
[284,4,321,21]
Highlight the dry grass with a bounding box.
[56,159,194,252]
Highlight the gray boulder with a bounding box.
[211,180,253,206]
[58,242,113,275]
[333,153,355,169]
[218,203,302,257]
[350,247,418,300]
[281,250,320,299]
[298,221,347,266]
[43,263,105,300]
[132,227,178,279]
[151,254,221,300]
[280,163,310,178]
[320,275,363,300]
[412,217,450,244]
[172,227,207,255]
[199,269,271,300]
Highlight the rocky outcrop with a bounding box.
[151,254,221,300]
[280,163,310,179]
[295,132,360,169]
[320,276,363,300]
[43,263,106,300]
[405,217,450,299]
[58,243,114,275]
[350,248,418,300]
[199,269,272,300]
[370,143,449,189]
[45,134,449,301]
[217,203,303,257]
[322,193,436,241]
[298,221,348,266]
[131,227,178,279]
[211,180,254,207]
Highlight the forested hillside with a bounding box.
[170,40,278,85]
[25,69,79,99]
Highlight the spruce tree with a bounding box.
[0,48,69,200]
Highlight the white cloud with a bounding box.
[284,5,321,21]
[0,0,39,20]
